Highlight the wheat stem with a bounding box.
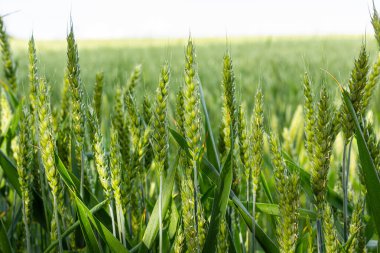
[159,172,163,253]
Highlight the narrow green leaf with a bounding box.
[0,150,20,194]
[259,170,274,204]
[44,199,108,253]
[253,203,316,220]
[169,128,190,156]
[168,200,179,239]
[230,191,279,253]
[341,88,380,235]
[0,220,12,253]
[142,165,176,249]
[75,196,129,253]
[75,196,101,253]
[202,146,233,253]
[199,82,220,170]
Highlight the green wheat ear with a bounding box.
[270,134,300,253]
[66,23,85,173]
[0,15,17,91]
[322,204,340,252]
[221,51,240,193]
[362,12,380,114]
[93,71,104,122]
[251,88,264,193]
[89,108,111,199]
[37,78,63,252]
[372,3,380,48]
[341,44,369,142]
[303,72,316,158]
[182,36,207,250]
[15,105,34,252]
[347,197,366,253]
[310,86,336,210]
[152,63,170,173]
[126,64,142,95]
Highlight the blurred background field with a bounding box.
[9,36,379,131]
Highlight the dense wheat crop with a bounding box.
[1,5,380,253]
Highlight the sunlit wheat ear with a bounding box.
[322,204,340,252]
[341,45,369,142]
[183,37,202,160]
[173,222,185,253]
[142,95,154,168]
[112,87,130,166]
[124,91,140,152]
[89,108,111,200]
[303,72,316,158]
[364,5,380,114]
[311,86,335,209]
[126,64,142,95]
[93,71,104,122]
[15,105,33,253]
[0,15,17,90]
[57,71,71,169]
[175,88,186,136]
[364,122,380,174]
[142,94,152,125]
[37,78,62,252]
[182,36,206,250]
[270,134,300,253]
[110,123,125,244]
[152,63,170,172]
[221,52,238,154]
[250,89,264,195]
[221,52,240,194]
[372,4,380,48]
[28,36,38,118]
[347,197,366,253]
[66,23,86,183]
[27,35,45,196]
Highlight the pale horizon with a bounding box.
[1,0,379,40]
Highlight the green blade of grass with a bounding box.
[0,220,13,253]
[199,82,220,170]
[0,150,20,194]
[230,191,279,253]
[44,199,108,253]
[202,145,233,253]
[341,88,380,236]
[142,163,176,249]
[75,196,101,253]
[74,195,129,253]
[254,203,316,220]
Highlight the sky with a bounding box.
[0,0,379,40]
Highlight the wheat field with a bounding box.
[0,6,380,253]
